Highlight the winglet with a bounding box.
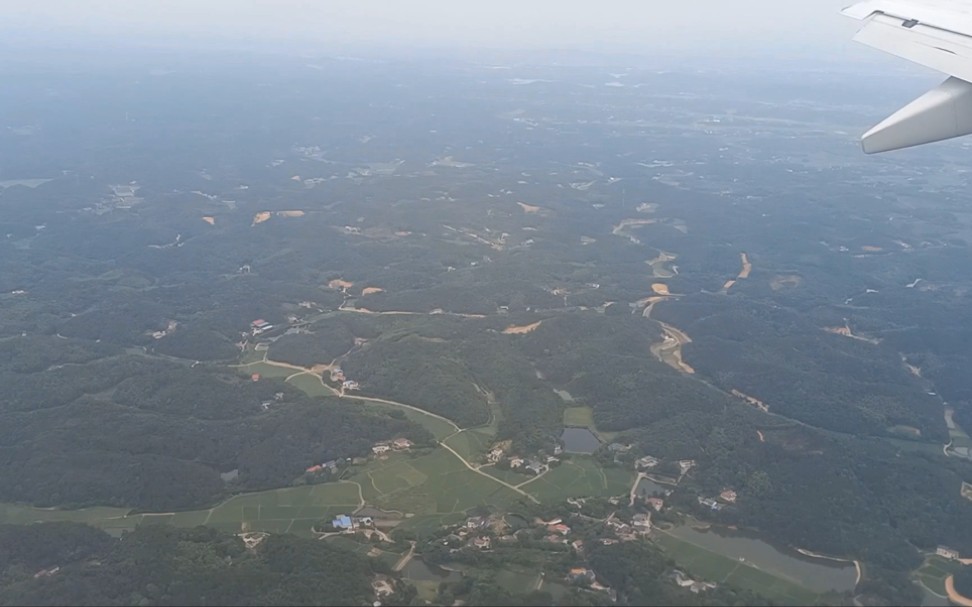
[861,76,972,153]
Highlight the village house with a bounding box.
[525,460,545,475]
[678,459,697,475]
[391,438,413,450]
[567,568,597,585]
[509,456,525,468]
[719,489,737,503]
[465,516,487,530]
[698,497,723,511]
[472,536,491,550]
[306,464,323,474]
[547,523,571,536]
[608,443,631,453]
[672,570,718,594]
[250,319,273,335]
[545,534,567,544]
[372,444,391,455]
[937,545,961,560]
[487,448,504,463]
[570,539,585,553]
[332,515,354,530]
[635,455,660,469]
[342,380,360,391]
[632,513,652,529]
[32,566,60,579]
[646,497,665,512]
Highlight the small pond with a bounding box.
[560,427,601,454]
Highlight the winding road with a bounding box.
[241,352,534,502]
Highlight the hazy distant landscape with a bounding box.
[1,45,972,606]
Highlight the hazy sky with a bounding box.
[6,0,864,56]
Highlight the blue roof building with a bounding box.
[332,515,353,530]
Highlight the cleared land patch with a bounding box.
[252,211,271,225]
[770,274,802,291]
[503,320,543,335]
[651,321,695,374]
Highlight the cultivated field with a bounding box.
[524,457,632,502]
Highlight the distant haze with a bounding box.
[6,0,863,57]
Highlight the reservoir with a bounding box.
[666,525,858,593]
[560,427,601,454]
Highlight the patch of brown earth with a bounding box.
[252,211,271,225]
[502,321,543,335]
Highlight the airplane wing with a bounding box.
[842,0,972,153]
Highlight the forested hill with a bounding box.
[0,522,400,606]
[0,337,432,510]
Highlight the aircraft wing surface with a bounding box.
[843,0,972,152]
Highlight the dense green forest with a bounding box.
[0,523,396,606]
[653,296,945,441]
[3,46,972,606]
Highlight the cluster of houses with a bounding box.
[305,459,340,475]
[431,514,623,596]
[372,438,413,455]
[329,366,360,392]
[250,319,274,336]
[486,443,561,476]
[698,488,738,511]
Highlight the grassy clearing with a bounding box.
[0,482,363,538]
[240,361,300,380]
[524,457,632,502]
[443,429,493,462]
[564,406,595,427]
[0,504,131,526]
[348,450,523,518]
[949,426,972,450]
[395,513,466,537]
[481,466,532,485]
[653,533,819,606]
